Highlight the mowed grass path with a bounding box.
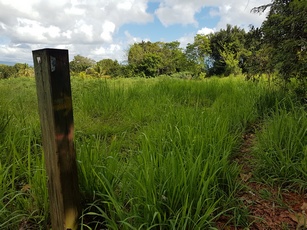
[0,76,305,229]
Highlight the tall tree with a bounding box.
[128,41,160,77]
[208,25,246,76]
[139,53,163,77]
[253,0,307,90]
[127,41,188,77]
[0,65,16,79]
[161,41,186,74]
[186,34,211,71]
[242,25,275,82]
[96,59,120,77]
[69,55,96,73]
[13,63,34,77]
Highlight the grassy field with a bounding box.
[0,76,306,229]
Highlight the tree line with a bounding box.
[70,1,306,87]
[1,0,305,99]
[0,63,34,79]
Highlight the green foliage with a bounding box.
[186,34,211,70]
[0,65,15,79]
[208,25,246,76]
[96,59,121,77]
[0,63,33,79]
[138,53,162,77]
[70,55,96,73]
[118,64,135,78]
[13,63,34,77]
[262,0,307,80]
[69,57,122,79]
[170,71,193,79]
[162,41,187,73]
[219,43,242,76]
[184,34,212,77]
[128,41,189,77]
[250,0,307,98]
[244,44,276,83]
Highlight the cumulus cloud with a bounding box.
[177,27,214,50]
[90,44,122,60]
[154,0,268,29]
[155,2,201,26]
[197,27,215,35]
[212,0,269,30]
[0,0,153,63]
[178,34,194,49]
[101,21,116,43]
[124,31,150,45]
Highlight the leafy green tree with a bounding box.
[127,41,188,77]
[241,25,274,82]
[186,34,211,68]
[128,41,158,76]
[118,64,134,78]
[185,34,212,77]
[208,25,246,76]
[0,63,34,79]
[0,65,15,79]
[13,63,33,77]
[128,42,146,68]
[242,25,262,75]
[139,53,163,77]
[161,41,186,74]
[253,0,307,94]
[244,44,275,84]
[219,43,242,76]
[96,59,121,77]
[70,55,96,73]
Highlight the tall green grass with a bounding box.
[253,100,307,191]
[0,78,47,229]
[0,76,303,229]
[75,76,276,229]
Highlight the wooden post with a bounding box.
[32,49,80,230]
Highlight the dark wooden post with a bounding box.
[32,49,80,230]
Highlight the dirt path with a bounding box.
[218,125,307,229]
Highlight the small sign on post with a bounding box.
[32,49,80,230]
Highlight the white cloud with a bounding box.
[0,44,33,63]
[211,0,269,30]
[64,6,85,16]
[0,0,153,63]
[0,22,6,30]
[101,21,116,43]
[74,20,93,41]
[154,0,268,30]
[62,30,72,39]
[178,34,194,49]
[14,18,62,43]
[70,43,124,62]
[117,1,133,11]
[91,44,121,58]
[178,27,215,50]
[124,31,150,45]
[155,3,200,26]
[197,27,215,35]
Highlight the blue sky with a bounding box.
[0,0,269,64]
[119,4,219,43]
